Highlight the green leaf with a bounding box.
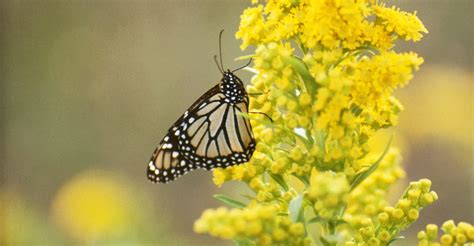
[307,216,324,224]
[243,67,259,74]
[214,194,246,209]
[277,212,289,216]
[268,173,289,191]
[233,238,256,246]
[387,236,405,245]
[240,194,255,200]
[234,54,255,61]
[294,175,310,187]
[284,56,318,96]
[288,194,304,223]
[350,136,393,191]
[334,219,349,227]
[320,234,343,245]
[289,128,312,150]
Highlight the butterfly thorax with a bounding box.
[220,71,246,103]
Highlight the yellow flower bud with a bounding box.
[420,179,432,192]
[367,237,379,246]
[298,116,310,127]
[378,230,391,242]
[272,56,284,69]
[193,219,207,233]
[277,96,288,107]
[290,147,304,161]
[258,234,273,246]
[442,220,455,232]
[287,100,298,111]
[420,193,434,206]
[286,118,298,129]
[466,226,474,240]
[398,199,411,211]
[408,209,419,221]
[426,224,438,240]
[378,212,390,224]
[246,221,262,236]
[276,77,290,90]
[392,208,404,220]
[430,191,439,201]
[272,228,287,241]
[440,234,453,245]
[220,227,236,239]
[233,218,246,233]
[299,93,311,106]
[418,231,427,240]
[418,239,429,246]
[289,223,305,236]
[408,189,421,201]
[456,233,467,244]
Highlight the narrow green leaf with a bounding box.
[240,194,255,200]
[334,219,349,227]
[284,56,318,96]
[234,54,255,61]
[268,173,289,191]
[387,236,405,245]
[289,128,312,150]
[214,194,246,209]
[320,234,343,245]
[350,136,393,191]
[307,216,324,224]
[277,212,289,216]
[295,175,310,187]
[243,67,259,74]
[288,194,304,223]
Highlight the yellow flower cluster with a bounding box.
[307,171,349,219]
[195,1,451,245]
[418,220,474,246]
[194,204,311,246]
[236,0,427,50]
[51,170,133,241]
[351,179,438,244]
[345,149,405,225]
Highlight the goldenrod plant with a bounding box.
[194,1,473,245]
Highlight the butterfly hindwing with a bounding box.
[147,129,195,183]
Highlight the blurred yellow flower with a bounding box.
[398,66,473,147]
[51,170,133,241]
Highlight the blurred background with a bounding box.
[1,0,472,245]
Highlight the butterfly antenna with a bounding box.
[214,55,223,74]
[232,58,253,73]
[219,29,225,71]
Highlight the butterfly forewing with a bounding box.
[148,72,256,184]
[178,96,255,171]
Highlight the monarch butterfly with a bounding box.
[147,30,256,184]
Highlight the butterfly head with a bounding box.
[220,70,246,103]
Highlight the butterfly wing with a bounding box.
[147,85,220,183]
[147,130,193,183]
[147,85,256,183]
[178,92,256,170]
